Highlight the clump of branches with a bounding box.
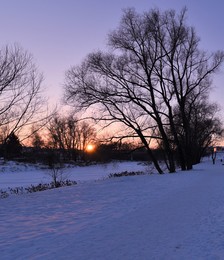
[108,171,145,178]
[0,180,77,199]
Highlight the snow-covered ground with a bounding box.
[1,158,224,259]
[0,160,148,190]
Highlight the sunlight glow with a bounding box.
[86,144,95,152]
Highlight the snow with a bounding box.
[0,160,147,190]
[1,158,224,259]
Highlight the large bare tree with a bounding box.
[0,44,48,143]
[64,8,224,173]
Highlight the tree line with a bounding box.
[0,8,223,172]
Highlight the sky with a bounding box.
[0,0,224,108]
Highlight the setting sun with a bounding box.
[86,144,95,152]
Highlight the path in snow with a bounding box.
[1,160,224,259]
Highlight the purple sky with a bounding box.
[1,0,224,108]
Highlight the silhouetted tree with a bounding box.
[173,97,223,165]
[47,114,96,161]
[64,7,224,172]
[31,132,45,149]
[0,44,50,142]
[3,133,22,159]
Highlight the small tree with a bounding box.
[3,133,22,159]
[31,132,45,149]
[47,164,66,187]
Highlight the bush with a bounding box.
[0,190,9,198]
[108,171,145,178]
[0,179,77,199]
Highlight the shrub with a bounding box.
[0,190,9,199]
[0,179,77,199]
[108,171,145,178]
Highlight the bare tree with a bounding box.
[31,131,45,149]
[0,44,48,143]
[47,114,78,150]
[64,8,224,173]
[173,96,223,165]
[148,8,224,169]
[79,121,97,151]
[47,114,96,160]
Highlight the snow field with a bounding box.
[1,159,224,259]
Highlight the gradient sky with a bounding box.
[0,0,224,109]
